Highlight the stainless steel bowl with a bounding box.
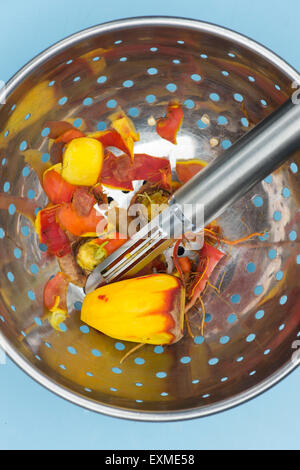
[0,16,299,421]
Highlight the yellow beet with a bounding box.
[61,137,103,186]
[81,274,185,345]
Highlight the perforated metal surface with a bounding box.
[0,17,300,420]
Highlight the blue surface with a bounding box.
[1,0,300,450]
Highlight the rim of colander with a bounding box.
[0,16,300,422]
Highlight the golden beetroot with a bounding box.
[62,137,104,186]
[81,273,185,345]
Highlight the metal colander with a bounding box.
[0,16,300,421]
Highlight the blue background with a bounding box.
[1,0,300,450]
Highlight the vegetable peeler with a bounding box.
[85,97,300,293]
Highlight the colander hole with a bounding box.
[254,285,263,295]
[114,40,122,44]
[27,189,35,199]
[45,342,51,348]
[261,99,267,106]
[156,372,167,378]
[191,74,201,82]
[120,57,127,62]
[48,81,55,87]
[128,107,140,117]
[28,291,35,302]
[34,317,42,326]
[7,271,15,282]
[22,167,30,176]
[97,122,107,131]
[228,52,236,57]
[205,313,212,323]
[177,40,184,44]
[91,349,101,357]
[184,99,195,109]
[110,387,117,392]
[67,346,77,355]
[73,118,82,128]
[86,372,93,377]
[41,153,50,163]
[74,301,82,310]
[255,310,265,320]
[146,94,156,103]
[264,349,271,355]
[180,356,191,364]
[11,305,16,311]
[252,196,264,207]
[268,249,277,259]
[97,76,107,84]
[1,158,6,165]
[134,357,145,365]
[21,226,30,236]
[227,314,237,323]
[248,76,255,82]
[83,97,93,106]
[150,47,158,52]
[210,93,220,102]
[173,59,180,64]
[112,367,122,374]
[13,248,21,258]
[246,333,256,342]
[241,117,249,127]
[296,254,300,264]
[234,93,244,102]
[154,346,164,354]
[222,139,232,149]
[3,182,10,192]
[19,141,27,151]
[231,294,240,304]
[84,388,92,393]
[136,400,143,403]
[4,130,9,138]
[0,228,4,239]
[194,335,204,344]
[290,162,298,173]
[161,392,168,397]
[282,187,290,198]
[73,76,81,82]
[221,377,228,382]
[123,80,134,88]
[279,324,285,331]
[208,358,219,365]
[136,383,143,387]
[80,325,89,334]
[218,116,228,125]
[236,356,244,362]
[166,83,177,92]
[273,210,282,221]
[249,370,256,376]
[0,316,5,322]
[115,342,125,351]
[220,336,230,344]
[41,127,50,137]
[59,364,66,370]
[221,70,229,76]
[192,379,200,384]
[246,262,256,273]
[147,67,158,75]
[30,264,38,274]
[202,394,210,399]
[276,271,283,281]
[200,54,208,59]
[197,119,208,129]
[106,99,117,109]
[289,230,297,241]
[39,243,48,252]
[280,295,287,305]
[58,97,68,106]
